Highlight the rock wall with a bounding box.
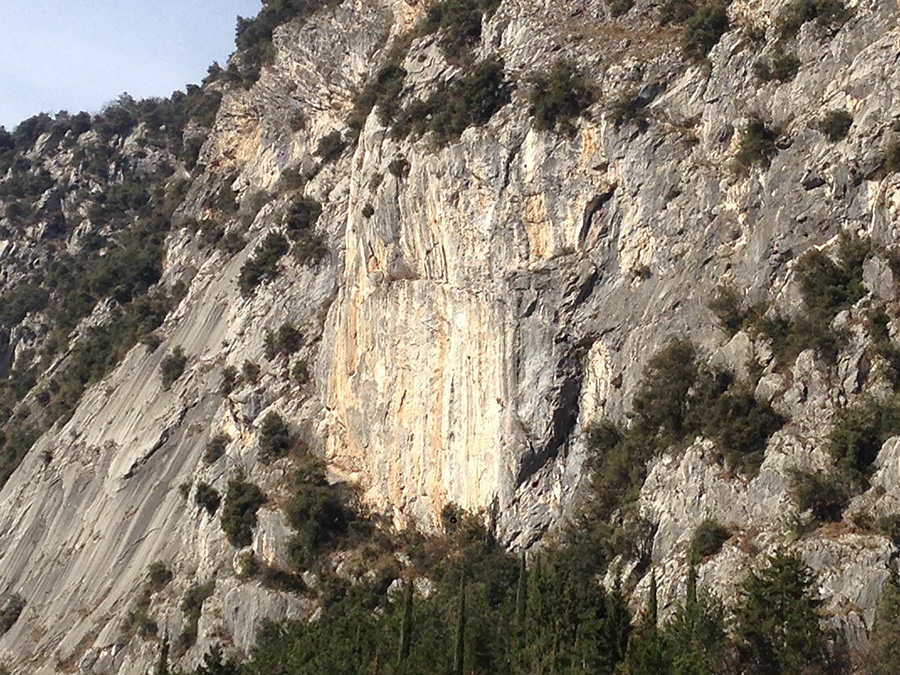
[0,0,899,671]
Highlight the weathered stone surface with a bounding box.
[0,0,899,671]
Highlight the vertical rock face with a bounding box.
[0,0,899,671]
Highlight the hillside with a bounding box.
[0,0,899,672]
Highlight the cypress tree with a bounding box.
[647,569,658,630]
[686,561,698,607]
[397,579,413,668]
[867,562,900,675]
[453,573,467,675]
[514,551,527,670]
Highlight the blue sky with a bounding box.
[0,0,262,130]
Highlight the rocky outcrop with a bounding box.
[0,0,899,671]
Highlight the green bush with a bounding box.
[388,156,410,177]
[0,595,25,636]
[753,51,801,83]
[316,131,347,163]
[0,284,49,327]
[528,60,594,134]
[122,564,172,641]
[867,564,900,675]
[611,88,652,131]
[146,562,173,592]
[221,366,238,395]
[778,0,850,37]
[885,139,900,173]
[258,411,292,463]
[689,520,731,562]
[422,0,501,62]
[176,580,216,654]
[585,339,784,521]
[682,2,729,61]
[735,117,779,169]
[347,50,408,133]
[708,285,746,336]
[395,56,510,145]
[194,482,221,516]
[817,110,852,141]
[287,465,351,569]
[789,469,850,523]
[734,550,827,673]
[828,396,900,481]
[160,347,187,389]
[284,197,322,240]
[606,0,635,16]
[221,479,267,547]
[242,360,261,384]
[293,359,310,385]
[238,231,290,296]
[264,323,303,359]
[204,433,229,464]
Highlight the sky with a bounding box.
[0,0,263,130]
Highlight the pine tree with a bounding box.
[453,573,466,675]
[514,552,527,673]
[734,549,826,675]
[866,562,900,675]
[397,580,413,668]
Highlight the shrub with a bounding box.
[292,231,329,264]
[735,117,779,169]
[293,360,310,385]
[708,285,746,336]
[796,233,868,320]
[690,520,730,562]
[347,53,408,133]
[606,0,634,16]
[528,61,594,134]
[242,360,261,384]
[259,412,292,463]
[0,595,25,636]
[221,366,238,395]
[753,51,801,83]
[146,562,173,592]
[789,469,850,523]
[827,396,900,481]
[611,88,650,131]
[395,56,510,145]
[734,550,827,673]
[239,232,290,296]
[362,203,375,218]
[287,461,351,569]
[778,0,850,37]
[283,197,322,241]
[122,564,172,640]
[422,0,501,62]
[884,139,900,173]
[315,131,347,163]
[204,433,229,464]
[388,156,410,177]
[195,483,221,515]
[221,479,267,547]
[867,564,900,675]
[817,109,852,141]
[160,347,187,389]
[264,323,303,359]
[0,284,49,327]
[700,385,785,475]
[176,580,216,654]
[682,2,729,61]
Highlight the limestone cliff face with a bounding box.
[0,0,899,671]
